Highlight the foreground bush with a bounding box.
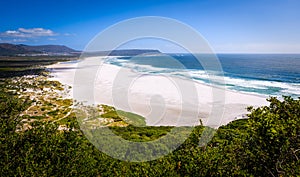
[1,92,299,176]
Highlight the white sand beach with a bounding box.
[47,57,269,127]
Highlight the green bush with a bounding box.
[1,92,299,176]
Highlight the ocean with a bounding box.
[104,54,300,98]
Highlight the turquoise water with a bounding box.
[105,54,300,98]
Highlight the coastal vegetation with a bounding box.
[0,56,78,78]
[1,86,299,176]
[0,59,299,176]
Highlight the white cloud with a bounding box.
[0,28,57,38]
[2,30,25,37]
[18,28,56,37]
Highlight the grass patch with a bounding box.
[109,125,173,142]
[116,110,146,126]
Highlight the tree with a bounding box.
[242,96,300,176]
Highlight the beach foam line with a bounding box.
[47,57,269,127]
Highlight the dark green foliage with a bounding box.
[1,93,299,176]
[0,56,78,78]
[0,92,99,176]
[241,96,300,176]
[0,92,30,136]
[1,122,101,176]
[110,125,172,142]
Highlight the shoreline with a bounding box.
[46,57,269,127]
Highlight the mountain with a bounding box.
[0,43,78,56]
[108,49,161,56]
[0,43,31,56]
[81,49,161,57]
[20,44,77,53]
[0,43,162,57]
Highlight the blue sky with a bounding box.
[1,0,300,53]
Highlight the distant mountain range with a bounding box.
[0,43,161,56]
[81,49,161,57]
[0,43,78,56]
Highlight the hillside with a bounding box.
[0,44,161,57]
[0,43,78,56]
[82,49,161,56]
[107,49,161,56]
